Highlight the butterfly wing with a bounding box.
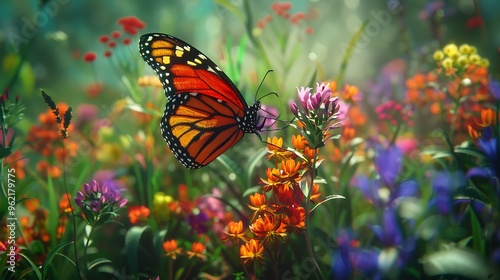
[139,33,256,168]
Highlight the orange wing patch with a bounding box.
[166,94,245,166]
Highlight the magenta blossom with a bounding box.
[289,82,342,148]
[75,180,127,225]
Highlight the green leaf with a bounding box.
[125,226,151,275]
[420,247,493,279]
[470,208,485,254]
[42,241,74,280]
[454,147,485,160]
[311,194,345,212]
[242,185,262,197]
[214,0,243,20]
[88,258,112,271]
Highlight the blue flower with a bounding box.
[375,145,402,188]
[489,76,500,100]
[430,171,465,215]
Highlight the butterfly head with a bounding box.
[239,101,261,133]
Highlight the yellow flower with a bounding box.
[458,44,472,54]
[456,55,469,67]
[153,192,174,222]
[443,43,458,56]
[441,57,453,69]
[468,54,480,64]
[433,50,445,61]
[447,49,461,60]
[479,58,490,67]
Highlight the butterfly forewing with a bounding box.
[139,33,259,169]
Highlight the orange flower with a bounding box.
[291,134,308,151]
[347,105,367,126]
[59,193,73,213]
[274,184,296,206]
[137,75,163,88]
[476,108,495,127]
[249,214,286,244]
[240,239,265,266]
[163,239,182,259]
[281,206,306,234]
[341,84,360,103]
[223,221,248,244]
[342,125,356,142]
[468,125,480,140]
[266,137,290,161]
[309,183,322,203]
[4,150,26,179]
[277,159,302,182]
[128,205,150,224]
[36,161,61,178]
[57,215,68,239]
[261,168,282,192]
[186,242,207,260]
[247,193,272,217]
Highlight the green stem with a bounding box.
[303,149,324,280]
[62,143,82,280]
[83,224,95,276]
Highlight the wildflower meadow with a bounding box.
[1,1,500,279]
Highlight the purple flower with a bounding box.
[257,104,279,130]
[187,212,209,234]
[197,188,225,220]
[372,208,402,247]
[297,86,311,110]
[467,126,500,198]
[90,201,101,213]
[431,171,463,215]
[354,175,418,208]
[289,82,341,148]
[74,179,127,224]
[291,83,335,116]
[375,145,402,188]
[489,76,500,100]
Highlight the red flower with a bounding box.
[107,41,117,48]
[83,52,97,62]
[104,50,112,58]
[466,16,484,29]
[111,31,121,38]
[118,16,146,35]
[98,35,109,43]
[122,38,131,45]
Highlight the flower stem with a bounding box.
[304,149,324,280]
[63,143,82,280]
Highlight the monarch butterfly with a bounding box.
[139,33,267,169]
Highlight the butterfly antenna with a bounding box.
[255,70,275,101]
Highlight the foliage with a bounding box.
[1,1,500,279]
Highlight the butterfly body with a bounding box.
[139,33,261,169]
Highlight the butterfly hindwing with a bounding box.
[162,93,245,168]
[139,33,260,169]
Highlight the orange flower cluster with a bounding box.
[128,205,151,224]
[27,103,78,178]
[405,72,445,114]
[162,239,206,261]
[405,43,493,141]
[224,135,322,267]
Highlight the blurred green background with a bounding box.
[1,0,499,127]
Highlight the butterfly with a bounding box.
[139,33,266,169]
